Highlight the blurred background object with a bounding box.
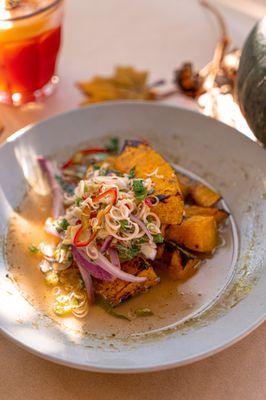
[0,0,64,106]
[237,16,266,145]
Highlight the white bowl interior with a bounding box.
[0,103,265,372]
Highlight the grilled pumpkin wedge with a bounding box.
[113,141,184,224]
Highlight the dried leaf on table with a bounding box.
[77,66,156,106]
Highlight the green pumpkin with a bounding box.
[237,17,266,144]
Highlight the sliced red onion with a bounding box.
[100,235,113,253]
[145,197,153,207]
[44,218,62,238]
[77,264,94,305]
[95,252,146,283]
[72,247,113,281]
[73,247,145,283]
[37,156,64,218]
[108,248,121,269]
[130,213,153,242]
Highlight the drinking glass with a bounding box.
[0,0,64,105]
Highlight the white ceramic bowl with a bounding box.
[0,102,265,372]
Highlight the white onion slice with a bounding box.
[130,213,153,242]
[95,252,146,283]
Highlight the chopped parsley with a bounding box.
[98,168,123,177]
[135,308,154,317]
[57,218,70,231]
[95,153,108,161]
[134,237,146,245]
[120,219,129,230]
[133,179,147,201]
[75,197,82,206]
[96,296,130,321]
[98,168,109,176]
[128,167,136,179]
[93,165,100,171]
[55,175,74,195]
[28,244,39,254]
[61,244,71,250]
[117,243,140,261]
[106,137,120,154]
[148,188,155,195]
[68,253,73,262]
[152,233,164,244]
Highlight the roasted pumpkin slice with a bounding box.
[93,257,159,306]
[152,194,183,225]
[190,184,221,207]
[113,141,184,224]
[185,206,229,224]
[169,250,201,280]
[166,215,218,253]
[176,173,191,199]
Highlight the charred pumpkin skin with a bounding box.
[237,17,266,144]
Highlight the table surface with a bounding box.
[0,1,265,399]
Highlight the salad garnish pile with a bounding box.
[35,139,163,318]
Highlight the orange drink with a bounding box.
[0,0,64,105]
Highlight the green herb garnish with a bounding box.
[68,253,73,261]
[106,137,120,154]
[120,219,129,230]
[128,166,136,179]
[28,244,39,254]
[108,169,123,177]
[95,153,108,161]
[135,308,154,317]
[96,296,130,321]
[152,234,164,244]
[133,237,146,245]
[98,168,109,176]
[148,188,155,195]
[58,218,70,231]
[75,197,82,206]
[117,243,140,261]
[93,165,100,171]
[133,179,147,201]
[55,175,74,195]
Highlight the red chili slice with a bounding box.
[73,225,97,248]
[73,189,117,247]
[92,188,118,204]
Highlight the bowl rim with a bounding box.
[2,100,263,150]
[0,101,265,373]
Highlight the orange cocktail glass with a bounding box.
[0,0,64,105]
